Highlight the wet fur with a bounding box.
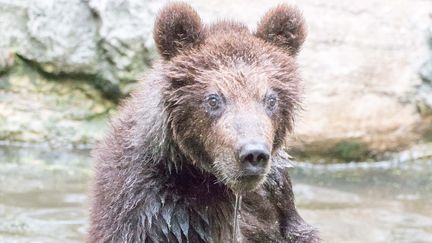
[89,2,319,242]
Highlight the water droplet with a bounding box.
[232,193,242,243]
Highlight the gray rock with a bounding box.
[88,0,164,83]
[0,0,99,74]
[416,83,432,116]
[420,61,432,84]
[417,26,432,115]
[420,27,432,84]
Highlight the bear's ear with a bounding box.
[153,2,204,60]
[255,5,307,56]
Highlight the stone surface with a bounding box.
[0,0,431,155]
[292,0,430,153]
[0,0,99,74]
[0,60,114,146]
[420,26,432,83]
[88,0,162,88]
[418,26,432,117]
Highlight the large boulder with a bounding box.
[290,0,430,159]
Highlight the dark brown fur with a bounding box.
[89,2,319,242]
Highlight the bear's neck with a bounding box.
[149,157,235,242]
[166,161,231,199]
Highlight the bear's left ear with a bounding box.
[154,2,204,60]
[255,4,307,56]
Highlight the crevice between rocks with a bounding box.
[14,54,122,103]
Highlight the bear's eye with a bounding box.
[208,97,219,108]
[265,95,278,111]
[206,94,222,110]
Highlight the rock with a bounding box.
[0,0,99,74]
[291,0,430,155]
[416,83,432,116]
[420,61,432,84]
[420,26,432,85]
[416,25,432,121]
[0,0,431,157]
[88,0,163,85]
[0,59,114,146]
[0,49,14,74]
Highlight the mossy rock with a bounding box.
[328,141,370,162]
[289,139,374,163]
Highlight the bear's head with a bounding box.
[154,2,306,192]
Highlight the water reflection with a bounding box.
[0,145,431,242]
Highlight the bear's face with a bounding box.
[155,3,306,192]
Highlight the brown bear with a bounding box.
[89,2,319,243]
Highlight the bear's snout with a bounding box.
[238,142,270,176]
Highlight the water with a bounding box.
[291,153,432,243]
[0,144,431,242]
[0,145,89,243]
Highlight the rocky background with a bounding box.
[0,0,431,162]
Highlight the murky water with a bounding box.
[0,144,431,243]
[292,155,432,243]
[0,144,89,243]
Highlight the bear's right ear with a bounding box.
[153,2,204,60]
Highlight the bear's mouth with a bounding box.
[238,174,264,182]
[232,166,269,191]
[233,174,267,192]
[240,165,267,176]
[213,166,268,192]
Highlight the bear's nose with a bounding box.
[239,143,270,174]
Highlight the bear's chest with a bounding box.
[146,185,282,243]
